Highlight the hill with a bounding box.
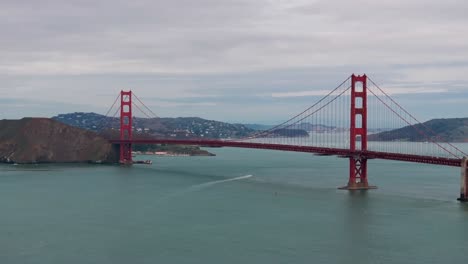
[0,118,118,164]
[53,112,254,139]
[368,118,468,142]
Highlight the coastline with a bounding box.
[132,151,215,157]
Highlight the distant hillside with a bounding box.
[0,118,118,164]
[245,123,347,132]
[53,112,254,139]
[290,123,341,132]
[244,124,274,130]
[368,118,468,142]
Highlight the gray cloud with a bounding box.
[1,0,467,122]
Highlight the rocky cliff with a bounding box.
[0,118,118,164]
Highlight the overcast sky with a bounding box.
[1,0,467,123]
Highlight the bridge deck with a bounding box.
[109,139,462,167]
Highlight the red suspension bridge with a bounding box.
[103,74,468,201]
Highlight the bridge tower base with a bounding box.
[457,157,468,202]
[339,74,376,190]
[338,156,377,190]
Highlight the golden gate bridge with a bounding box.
[101,74,468,202]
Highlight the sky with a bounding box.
[1,0,467,124]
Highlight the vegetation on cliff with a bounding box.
[0,118,118,164]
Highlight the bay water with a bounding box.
[1,147,468,263]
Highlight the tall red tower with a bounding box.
[119,90,133,164]
[341,74,376,190]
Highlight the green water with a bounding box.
[1,148,468,263]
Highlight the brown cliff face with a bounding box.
[0,118,119,164]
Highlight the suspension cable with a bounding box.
[243,76,352,139]
[132,92,159,118]
[368,77,467,157]
[367,88,460,159]
[132,101,152,119]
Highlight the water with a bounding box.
[1,147,468,264]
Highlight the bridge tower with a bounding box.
[340,74,376,190]
[119,90,133,164]
[458,157,468,202]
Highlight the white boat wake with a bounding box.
[157,175,253,203]
[189,174,253,190]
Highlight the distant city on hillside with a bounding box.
[52,112,468,142]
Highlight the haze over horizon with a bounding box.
[1,0,467,124]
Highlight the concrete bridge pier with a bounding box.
[457,157,468,202]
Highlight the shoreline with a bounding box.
[133,151,215,157]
